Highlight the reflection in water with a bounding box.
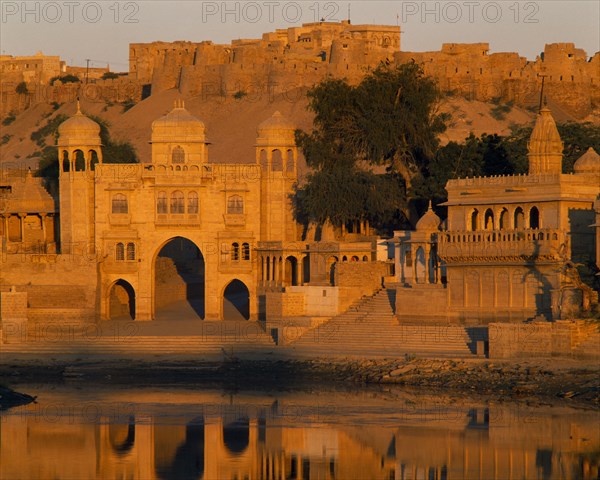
[1,387,598,480]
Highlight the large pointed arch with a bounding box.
[153,236,205,320]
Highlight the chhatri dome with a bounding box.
[416,202,441,232]
[527,106,564,175]
[57,101,101,147]
[256,111,295,146]
[573,147,600,175]
[151,99,207,143]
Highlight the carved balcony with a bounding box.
[437,228,567,264]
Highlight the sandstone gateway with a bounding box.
[0,99,598,332]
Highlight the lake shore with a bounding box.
[1,355,598,409]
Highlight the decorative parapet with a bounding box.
[438,228,566,263]
[446,173,561,189]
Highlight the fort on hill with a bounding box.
[2,21,598,120]
[129,21,599,118]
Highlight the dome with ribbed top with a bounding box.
[57,101,101,147]
[574,147,600,174]
[416,202,441,232]
[151,99,206,143]
[256,111,295,147]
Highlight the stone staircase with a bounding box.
[287,289,474,358]
[0,321,276,357]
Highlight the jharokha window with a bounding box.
[116,243,125,261]
[227,195,244,214]
[188,191,199,214]
[170,191,185,214]
[172,146,185,164]
[112,194,128,214]
[157,192,168,214]
[126,242,135,261]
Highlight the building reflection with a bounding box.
[1,397,598,480]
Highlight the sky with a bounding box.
[1,1,599,70]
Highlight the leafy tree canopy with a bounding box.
[413,122,600,214]
[294,62,447,232]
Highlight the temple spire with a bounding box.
[527,106,563,175]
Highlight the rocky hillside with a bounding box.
[1,87,597,173]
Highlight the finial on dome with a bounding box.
[173,99,185,109]
[427,200,433,210]
[76,98,81,114]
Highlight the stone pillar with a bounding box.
[424,243,433,284]
[1,287,28,344]
[281,257,286,286]
[18,213,25,243]
[2,215,8,239]
[40,213,47,244]
[297,257,303,286]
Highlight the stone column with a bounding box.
[40,213,47,244]
[18,213,25,243]
[297,257,303,286]
[281,257,286,286]
[425,244,431,284]
[1,215,7,238]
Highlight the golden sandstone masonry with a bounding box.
[1,21,599,118]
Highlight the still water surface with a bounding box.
[1,384,598,480]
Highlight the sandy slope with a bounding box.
[2,89,580,172]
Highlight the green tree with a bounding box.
[295,62,447,231]
[504,122,600,174]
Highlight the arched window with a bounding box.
[188,191,199,214]
[351,256,359,262]
[157,191,168,214]
[227,195,243,214]
[286,149,294,173]
[90,150,99,170]
[172,146,185,164]
[499,208,509,230]
[342,256,348,262]
[242,243,250,261]
[232,242,240,261]
[62,151,70,172]
[529,206,540,229]
[170,191,184,214]
[514,207,525,229]
[74,150,85,171]
[112,194,128,214]
[260,149,268,170]
[484,209,494,230]
[470,209,479,231]
[116,243,125,261]
[362,255,369,262]
[271,149,283,171]
[126,242,135,261]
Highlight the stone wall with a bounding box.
[265,291,305,319]
[1,77,142,116]
[396,285,448,322]
[0,288,28,343]
[0,253,98,324]
[488,320,599,358]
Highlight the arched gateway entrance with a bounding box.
[108,280,136,320]
[154,237,205,320]
[223,280,250,320]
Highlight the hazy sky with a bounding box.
[2,1,599,70]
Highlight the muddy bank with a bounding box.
[1,356,598,408]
